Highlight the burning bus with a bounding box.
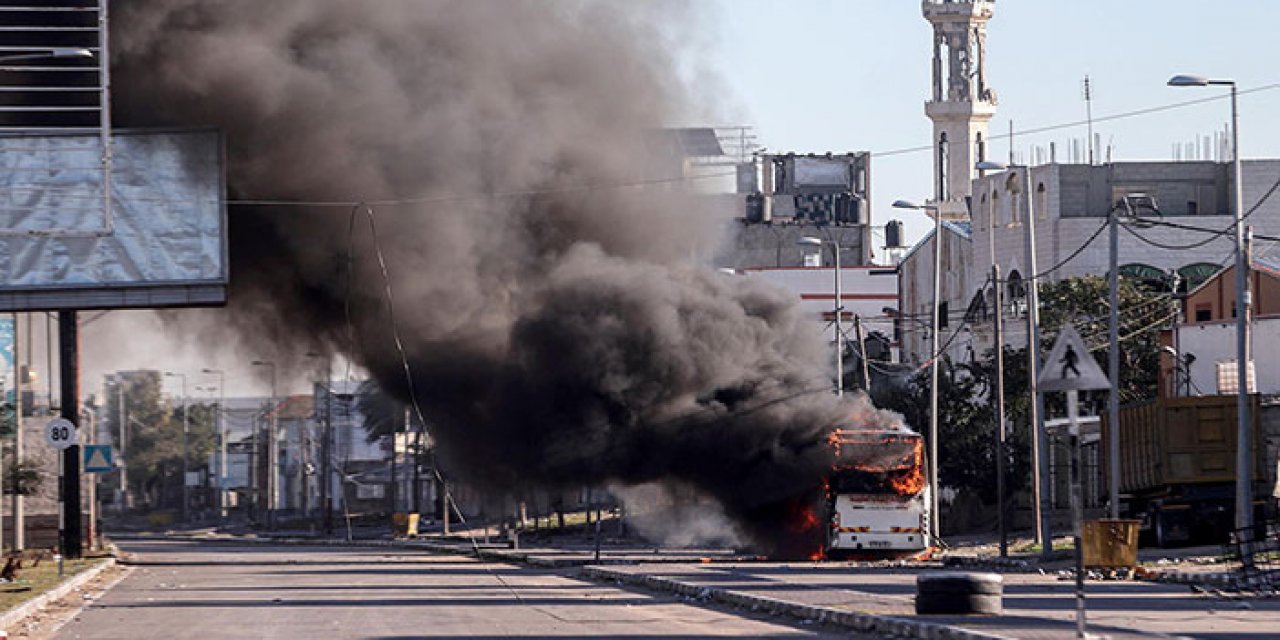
[825,425,930,556]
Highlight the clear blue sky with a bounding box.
[691,1,1280,248]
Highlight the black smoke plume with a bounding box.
[111,0,862,554]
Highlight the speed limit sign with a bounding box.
[44,418,78,450]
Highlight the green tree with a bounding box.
[106,371,218,510]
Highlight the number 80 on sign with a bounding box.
[44,418,78,450]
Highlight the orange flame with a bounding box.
[778,496,828,562]
[786,503,821,534]
[887,438,926,495]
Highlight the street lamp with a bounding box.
[164,372,188,523]
[891,199,943,544]
[202,368,227,520]
[797,236,844,397]
[1169,73,1252,534]
[975,160,1052,557]
[251,360,278,528]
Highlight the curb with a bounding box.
[0,558,116,633]
[941,555,1036,572]
[1142,568,1238,587]
[580,566,1013,640]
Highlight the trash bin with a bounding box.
[1082,519,1141,568]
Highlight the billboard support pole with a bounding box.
[59,311,82,559]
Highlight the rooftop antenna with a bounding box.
[1008,120,1014,165]
[1083,75,1095,165]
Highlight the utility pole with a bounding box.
[321,376,333,534]
[992,265,1008,557]
[929,204,943,543]
[251,360,277,528]
[411,408,422,515]
[1240,225,1254,530]
[58,311,81,559]
[389,409,399,515]
[115,374,125,513]
[84,408,96,551]
[1023,167,1051,559]
[201,369,227,519]
[1107,202,1122,520]
[854,315,871,393]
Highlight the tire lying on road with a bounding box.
[915,571,1003,615]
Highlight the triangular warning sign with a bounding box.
[84,446,113,472]
[1037,325,1111,392]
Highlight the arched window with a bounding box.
[1007,270,1025,298]
[1117,263,1170,291]
[1178,262,1222,293]
[938,132,950,200]
[1036,182,1048,220]
[990,190,999,228]
[977,193,987,228]
[1005,173,1022,224]
[1006,270,1027,318]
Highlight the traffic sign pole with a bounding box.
[1068,389,1087,638]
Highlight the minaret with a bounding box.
[923,0,996,219]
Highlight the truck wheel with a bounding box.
[1153,511,1168,548]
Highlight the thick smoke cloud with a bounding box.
[111,0,855,553]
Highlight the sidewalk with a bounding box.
[584,561,1278,640]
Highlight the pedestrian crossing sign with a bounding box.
[83,444,114,473]
[1037,325,1111,392]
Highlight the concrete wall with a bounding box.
[719,223,869,270]
[898,222,975,366]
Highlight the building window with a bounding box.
[939,302,949,329]
[1194,305,1212,322]
[1036,182,1047,220]
[990,191,999,228]
[1005,173,1021,225]
[1007,270,1025,301]
[1216,360,1255,394]
[938,132,950,200]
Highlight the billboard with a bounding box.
[0,129,226,311]
[791,157,852,189]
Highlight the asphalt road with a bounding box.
[53,540,857,639]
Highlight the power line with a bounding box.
[873,81,1280,159]
[114,81,1267,209]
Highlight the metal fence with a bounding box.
[1226,517,1280,592]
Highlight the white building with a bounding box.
[737,264,900,364]
[965,160,1280,354]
